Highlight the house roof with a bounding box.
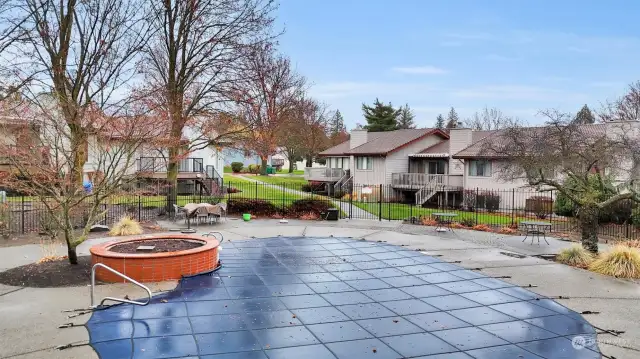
[320,128,449,157]
[452,124,607,159]
[411,140,450,158]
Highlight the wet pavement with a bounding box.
[86,236,601,359]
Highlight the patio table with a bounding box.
[521,221,552,245]
[432,212,458,232]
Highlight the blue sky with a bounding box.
[276,0,640,128]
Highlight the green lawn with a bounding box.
[277,169,305,175]
[223,166,233,173]
[239,174,307,187]
[352,202,561,226]
[224,176,308,202]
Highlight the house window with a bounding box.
[356,157,373,170]
[428,160,446,175]
[469,160,492,177]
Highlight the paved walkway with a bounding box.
[229,174,374,219]
[0,219,637,358]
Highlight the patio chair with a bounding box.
[173,204,186,222]
[209,202,227,224]
[195,206,209,225]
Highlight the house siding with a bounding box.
[353,156,386,185]
[384,135,442,184]
[448,128,473,177]
[465,160,550,209]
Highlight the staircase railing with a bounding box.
[341,175,353,194]
[415,185,438,206]
[333,170,350,193]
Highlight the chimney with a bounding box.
[447,128,473,176]
[350,128,368,149]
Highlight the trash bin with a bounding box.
[326,208,339,221]
[266,166,275,174]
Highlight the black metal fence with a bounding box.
[3,181,639,241]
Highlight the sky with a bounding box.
[276,0,640,129]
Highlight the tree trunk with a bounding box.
[288,159,294,173]
[166,147,180,211]
[70,125,88,187]
[260,157,268,175]
[306,155,313,167]
[64,227,78,265]
[579,204,599,253]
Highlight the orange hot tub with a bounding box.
[90,234,220,283]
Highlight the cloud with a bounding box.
[451,85,587,101]
[311,81,435,99]
[391,66,449,75]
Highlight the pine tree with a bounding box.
[330,110,346,135]
[435,114,445,129]
[573,104,596,124]
[397,104,416,129]
[362,98,400,131]
[446,107,459,128]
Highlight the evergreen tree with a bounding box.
[329,110,346,135]
[573,104,596,124]
[446,107,460,128]
[362,98,400,131]
[435,114,444,129]
[397,104,416,129]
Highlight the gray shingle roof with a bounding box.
[452,124,607,158]
[320,129,448,156]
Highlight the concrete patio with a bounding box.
[0,219,638,358]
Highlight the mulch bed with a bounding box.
[0,256,93,288]
[109,239,203,254]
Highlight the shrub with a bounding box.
[421,218,437,226]
[299,212,320,220]
[247,164,261,174]
[526,196,553,219]
[472,224,492,232]
[226,186,242,194]
[623,240,640,248]
[589,245,640,278]
[301,182,325,193]
[330,190,345,199]
[556,245,594,268]
[288,199,330,216]
[110,216,143,236]
[477,191,500,212]
[230,162,244,173]
[462,189,477,211]
[599,199,633,225]
[554,192,576,217]
[227,199,277,216]
[498,227,518,234]
[459,217,476,227]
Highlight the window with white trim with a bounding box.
[468,160,492,177]
[356,157,373,170]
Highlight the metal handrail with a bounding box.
[203,231,224,245]
[90,263,153,308]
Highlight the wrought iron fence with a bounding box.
[2,181,639,241]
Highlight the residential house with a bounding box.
[310,123,638,209]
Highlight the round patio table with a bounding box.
[521,221,552,245]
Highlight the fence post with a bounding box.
[21,195,25,234]
[349,186,353,219]
[378,184,382,221]
[410,184,413,220]
[475,187,479,224]
[388,185,391,221]
[138,195,141,221]
[511,189,515,227]
[227,181,231,202]
[255,181,258,201]
[282,183,286,217]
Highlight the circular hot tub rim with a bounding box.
[90,234,220,259]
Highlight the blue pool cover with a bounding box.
[86,236,601,359]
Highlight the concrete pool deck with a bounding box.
[0,219,638,358]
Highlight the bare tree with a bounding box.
[463,106,517,130]
[0,97,157,264]
[232,44,306,175]
[481,109,640,252]
[143,0,276,203]
[600,81,640,122]
[1,0,153,187]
